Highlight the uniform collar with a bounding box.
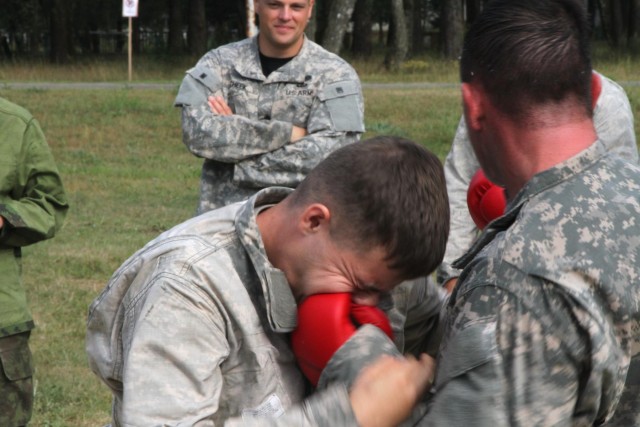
[235,187,298,333]
[234,35,312,84]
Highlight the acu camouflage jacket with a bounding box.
[175,36,365,214]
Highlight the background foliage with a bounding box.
[1,0,639,65]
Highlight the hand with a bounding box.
[207,96,233,116]
[291,293,393,386]
[0,215,3,229]
[290,125,308,142]
[350,354,435,427]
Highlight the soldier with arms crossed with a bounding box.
[175,0,364,214]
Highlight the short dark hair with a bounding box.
[290,136,449,281]
[460,0,592,122]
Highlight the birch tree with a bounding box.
[322,0,357,53]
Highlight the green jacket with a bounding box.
[0,96,68,337]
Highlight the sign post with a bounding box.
[122,0,139,82]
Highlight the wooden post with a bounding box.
[128,17,133,82]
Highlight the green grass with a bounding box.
[0,55,639,425]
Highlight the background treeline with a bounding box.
[1,0,639,67]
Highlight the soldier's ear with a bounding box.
[299,203,331,235]
[462,83,485,131]
[308,0,315,18]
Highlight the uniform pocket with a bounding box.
[318,80,364,132]
[0,335,33,381]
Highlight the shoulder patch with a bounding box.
[318,80,364,132]
[174,65,221,107]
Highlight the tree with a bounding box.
[188,0,207,55]
[168,0,185,54]
[407,0,425,55]
[322,0,358,54]
[441,0,464,59]
[385,0,408,70]
[351,0,373,57]
[631,0,640,48]
[48,0,74,63]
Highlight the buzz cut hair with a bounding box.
[289,136,450,281]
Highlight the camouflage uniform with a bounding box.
[324,141,640,426]
[438,72,638,286]
[0,96,69,426]
[86,185,446,426]
[175,36,365,214]
[87,188,359,426]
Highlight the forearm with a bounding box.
[233,131,361,188]
[224,384,357,427]
[401,277,447,357]
[0,121,68,247]
[181,104,293,162]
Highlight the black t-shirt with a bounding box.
[259,52,295,77]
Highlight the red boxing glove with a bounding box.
[467,169,507,230]
[291,293,393,386]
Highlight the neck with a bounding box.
[258,34,304,58]
[501,117,597,196]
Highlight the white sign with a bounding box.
[123,0,139,17]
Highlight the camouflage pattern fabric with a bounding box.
[387,276,447,358]
[438,72,638,286]
[86,188,360,426]
[175,36,365,214]
[427,141,640,425]
[0,332,33,427]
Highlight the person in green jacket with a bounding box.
[0,96,68,426]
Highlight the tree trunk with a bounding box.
[408,0,424,55]
[442,0,464,59]
[628,0,640,47]
[351,0,373,57]
[609,0,624,46]
[188,0,207,55]
[168,0,184,54]
[384,0,408,70]
[49,0,72,63]
[321,0,357,54]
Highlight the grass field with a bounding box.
[0,53,639,425]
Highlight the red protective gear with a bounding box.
[467,169,507,230]
[291,293,393,386]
